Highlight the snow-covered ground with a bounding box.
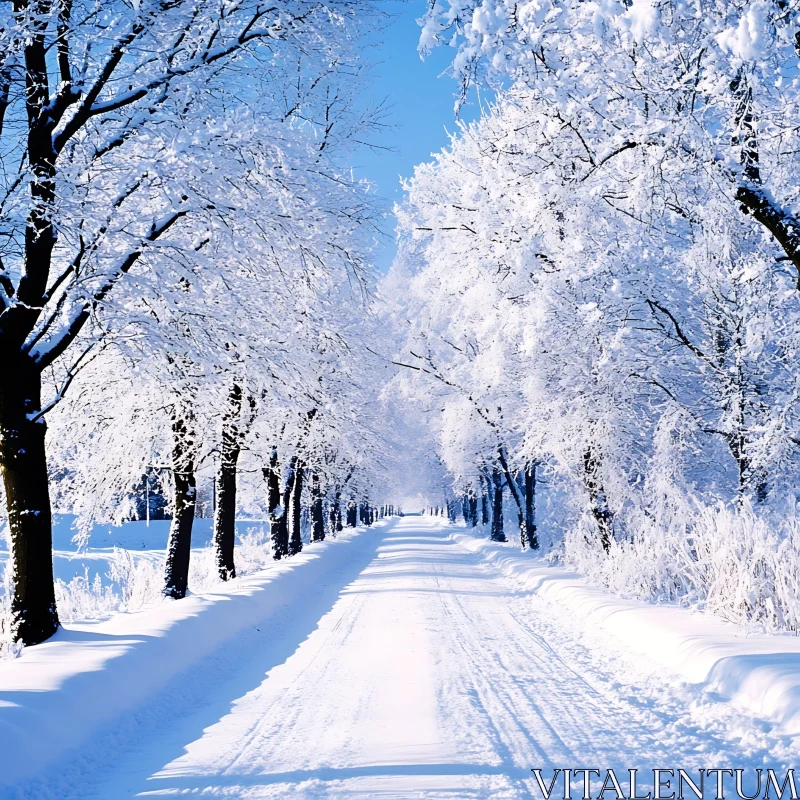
[454,530,800,737]
[0,515,277,626]
[2,516,799,799]
[0,514,238,588]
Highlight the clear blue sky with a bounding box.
[354,0,482,272]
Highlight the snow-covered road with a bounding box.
[27,516,797,799]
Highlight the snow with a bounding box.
[3,516,800,799]
[716,2,772,60]
[452,527,800,737]
[0,515,211,587]
[622,0,661,43]
[0,521,389,793]
[0,516,256,627]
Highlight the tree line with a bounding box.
[0,0,399,646]
[385,0,800,631]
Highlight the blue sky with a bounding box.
[353,1,482,272]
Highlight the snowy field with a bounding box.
[1,514,217,585]
[0,515,277,626]
[2,515,800,799]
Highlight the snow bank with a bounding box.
[0,521,393,790]
[452,528,800,735]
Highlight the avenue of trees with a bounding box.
[4,0,800,646]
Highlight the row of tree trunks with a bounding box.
[467,459,538,550]
[452,491,488,530]
[13,370,385,625]
[166,419,391,596]
[359,503,376,526]
[480,448,609,554]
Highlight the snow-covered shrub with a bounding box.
[106,550,164,613]
[556,408,800,631]
[44,552,164,624]
[236,526,278,573]
[54,570,121,623]
[690,504,800,631]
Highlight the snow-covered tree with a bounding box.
[386,71,800,616]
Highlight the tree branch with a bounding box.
[32,206,188,369]
[646,298,708,362]
[737,183,800,290]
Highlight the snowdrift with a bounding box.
[452,529,800,735]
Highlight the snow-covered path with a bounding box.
[40,516,796,799]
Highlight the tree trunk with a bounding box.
[310,472,325,542]
[524,462,539,550]
[264,447,286,560]
[212,383,242,581]
[288,462,304,555]
[583,445,613,552]
[276,455,295,558]
[479,473,491,525]
[491,468,506,542]
[164,410,197,599]
[0,364,59,645]
[728,71,800,292]
[329,489,342,535]
[212,449,239,580]
[468,494,478,527]
[496,449,526,550]
[346,500,357,527]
